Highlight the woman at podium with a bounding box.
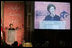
[44,4,60,21]
[8,24,15,30]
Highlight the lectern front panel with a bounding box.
[8,30,15,43]
[7,30,16,44]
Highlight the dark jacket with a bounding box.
[44,15,60,21]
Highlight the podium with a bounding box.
[6,30,16,45]
[39,21,66,29]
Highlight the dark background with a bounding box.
[24,1,71,47]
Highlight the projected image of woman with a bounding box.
[44,4,60,21]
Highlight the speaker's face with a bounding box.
[10,25,13,28]
[49,7,55,15]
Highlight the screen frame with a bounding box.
[33,1,71,31]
